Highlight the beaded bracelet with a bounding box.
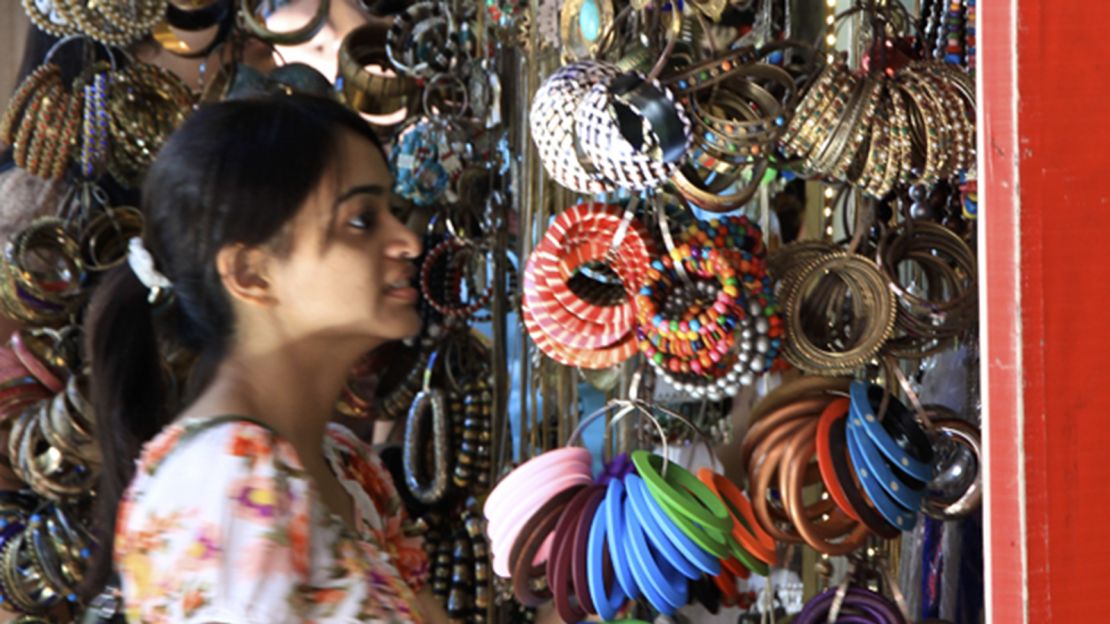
[419,239,492,319]
[21,0,76,38]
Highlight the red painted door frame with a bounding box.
[981,1,1110,621]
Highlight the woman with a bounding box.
[85,93,450,623]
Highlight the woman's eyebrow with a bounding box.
[333,184,388,208]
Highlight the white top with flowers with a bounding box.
[114,418,429,623]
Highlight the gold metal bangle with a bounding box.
[781,252,896,375]
[338,23,416,117]
[237,0,330,45]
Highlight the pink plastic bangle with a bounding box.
[484,447,592,518]
[490,472,593,577]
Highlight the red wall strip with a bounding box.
[979,0,1025,620]
[983,0,1110,620]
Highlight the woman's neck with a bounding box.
[181,335,379,456]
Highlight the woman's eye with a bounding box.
[347,209,378,230]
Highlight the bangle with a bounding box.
[24,79,64,179]
[530,61,619,194]
[822,402,901,538]
[401,389,449,505]
[630,451,732,548]
[238,0,329,45]
[922,418,982,520]
[1,66,59,147]
[625,474,719,578]
[484,447,591,519]
[20,0,77,38]
[508,485,583,606]
[385,2,460,78]
[574,72,691,191]
[488,470,593,558]
[850,382,935,483]
[845,422,917,531]
[525,205,649,348]
[10,332,63,394]
[152,2,233,58]
[622,493,687,614]
[781,252,896,374]
[419,239,492,319]
[80,205,145,272]
[845,410,925,512]
[338,22,415,117]
[696,469,776,568]
[603,479,640,600]
[570,486,603,616]
[587,493,627,621]
[663,46,761,94]
[781,421,872,556]
[548,485,603,623]
[794,586,904,624]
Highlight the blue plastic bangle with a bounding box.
[849,381,934,482]
[846,421,917,531]
[587,498,627,621]
[626,474,720,578]
[623,493,689,614]
[846,407,925,511]
[604,479,641,599]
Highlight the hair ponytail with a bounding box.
[82,265,170,597]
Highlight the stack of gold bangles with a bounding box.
[661,43,814,212]
[782,59,975,196]
[0,219,87,328]
[9,374,100,503]
[0,498,94,614]
[2,56,194,187]
[771,212,978,373]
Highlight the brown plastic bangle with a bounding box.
[510,485,583,606]
[571,486,606,615]
[781,419,870,555]
[548,485,599,623]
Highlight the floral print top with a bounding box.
[114,417,429,623]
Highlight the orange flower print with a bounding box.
[182,588,207,616]
[312,587,347,604]
[289,509,311,577]
[228,426,274,466]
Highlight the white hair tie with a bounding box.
[127,237,173,303]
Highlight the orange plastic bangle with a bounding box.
[698,468,777,565]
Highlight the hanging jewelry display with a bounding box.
[0,0,985,620]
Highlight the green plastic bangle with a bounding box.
[631,451,734,553]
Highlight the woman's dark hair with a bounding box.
[83,93,385,596]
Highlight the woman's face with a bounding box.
[263,130,422,348]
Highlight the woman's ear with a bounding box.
[216,244,276,306]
